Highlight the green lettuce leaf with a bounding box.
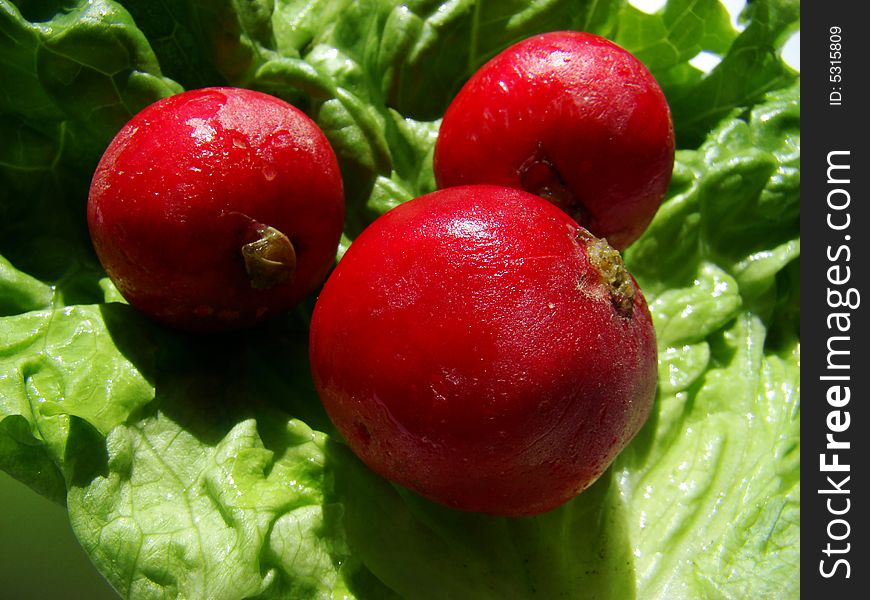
[0,0,800,598]
[620,81,800,598]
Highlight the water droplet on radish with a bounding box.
[186,118,216,143]
[273,131,293,147]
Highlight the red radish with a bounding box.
[88,87,345,331]
[310,185,657,516]
[434,31,675,250]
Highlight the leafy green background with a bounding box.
[0,0,799,598]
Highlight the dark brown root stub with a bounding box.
[579,229,635,318]
[517,145,588,225]
[242,225,297,290]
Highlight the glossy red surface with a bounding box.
[88,87,344,330]
[310,186,657,516]
[434,31,675,250]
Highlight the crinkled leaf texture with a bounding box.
[0,0,799,598]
